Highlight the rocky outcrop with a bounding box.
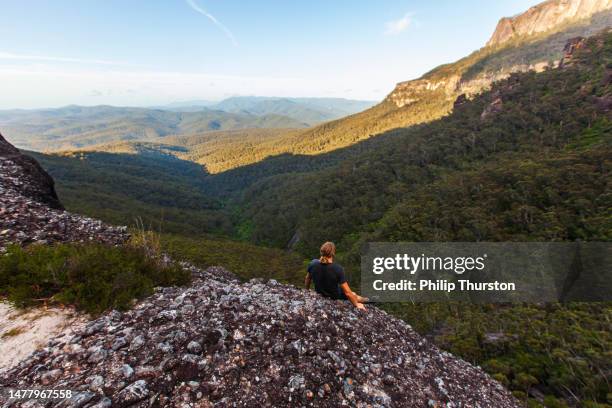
[480,96,504,121]
[0,132,62,209]
[487,0,612,47]
[559,36,588,66]
[480,87,511,121]
[0,264,520,407]
[386,75,461,108]
[0,133,128,250]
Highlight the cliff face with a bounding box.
[386,76,460,108]
[487,0,612,47]
[385,0,612,109]
[385,55,555,109]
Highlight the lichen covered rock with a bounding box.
[1,265,520,407]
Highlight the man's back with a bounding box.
[308,261,347,299]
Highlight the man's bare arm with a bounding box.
[340,282,366,310]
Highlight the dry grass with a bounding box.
[2,327,25,338]
[130,217,162,259]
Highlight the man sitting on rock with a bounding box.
[305,241,367,310]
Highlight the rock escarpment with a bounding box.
[0,133,128,251]
[0,133,522,406]
[385,0,611,109]
[487,0,612,47]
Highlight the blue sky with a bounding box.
[0,0,540,109]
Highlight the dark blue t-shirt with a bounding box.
[308,259,347,299]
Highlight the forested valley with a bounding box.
[25,27,612,408]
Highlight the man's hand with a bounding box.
[340,282,367,311]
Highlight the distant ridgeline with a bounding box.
[0,97,376,153]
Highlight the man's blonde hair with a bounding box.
[319,241,336,264]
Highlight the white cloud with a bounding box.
[384,13,413,35]
[185,0,238,47]
[0,51,131,66]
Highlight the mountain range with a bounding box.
[162,96,375,119]
[1,0,611,405]
[211,96,376,123]
[0,96,375,152]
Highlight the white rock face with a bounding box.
[487,0,612,47]
[0,302,86,372]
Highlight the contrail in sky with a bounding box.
[185,0,238,47]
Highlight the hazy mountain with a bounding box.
[157,99,217,110]
[0,95,375,151]
[212,96,376,125]
[0,105,307,151]
[154,96,375,124]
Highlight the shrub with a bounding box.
[0,243,190,315]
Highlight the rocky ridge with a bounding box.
[0,133,62,210]
[0,133,128,251]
